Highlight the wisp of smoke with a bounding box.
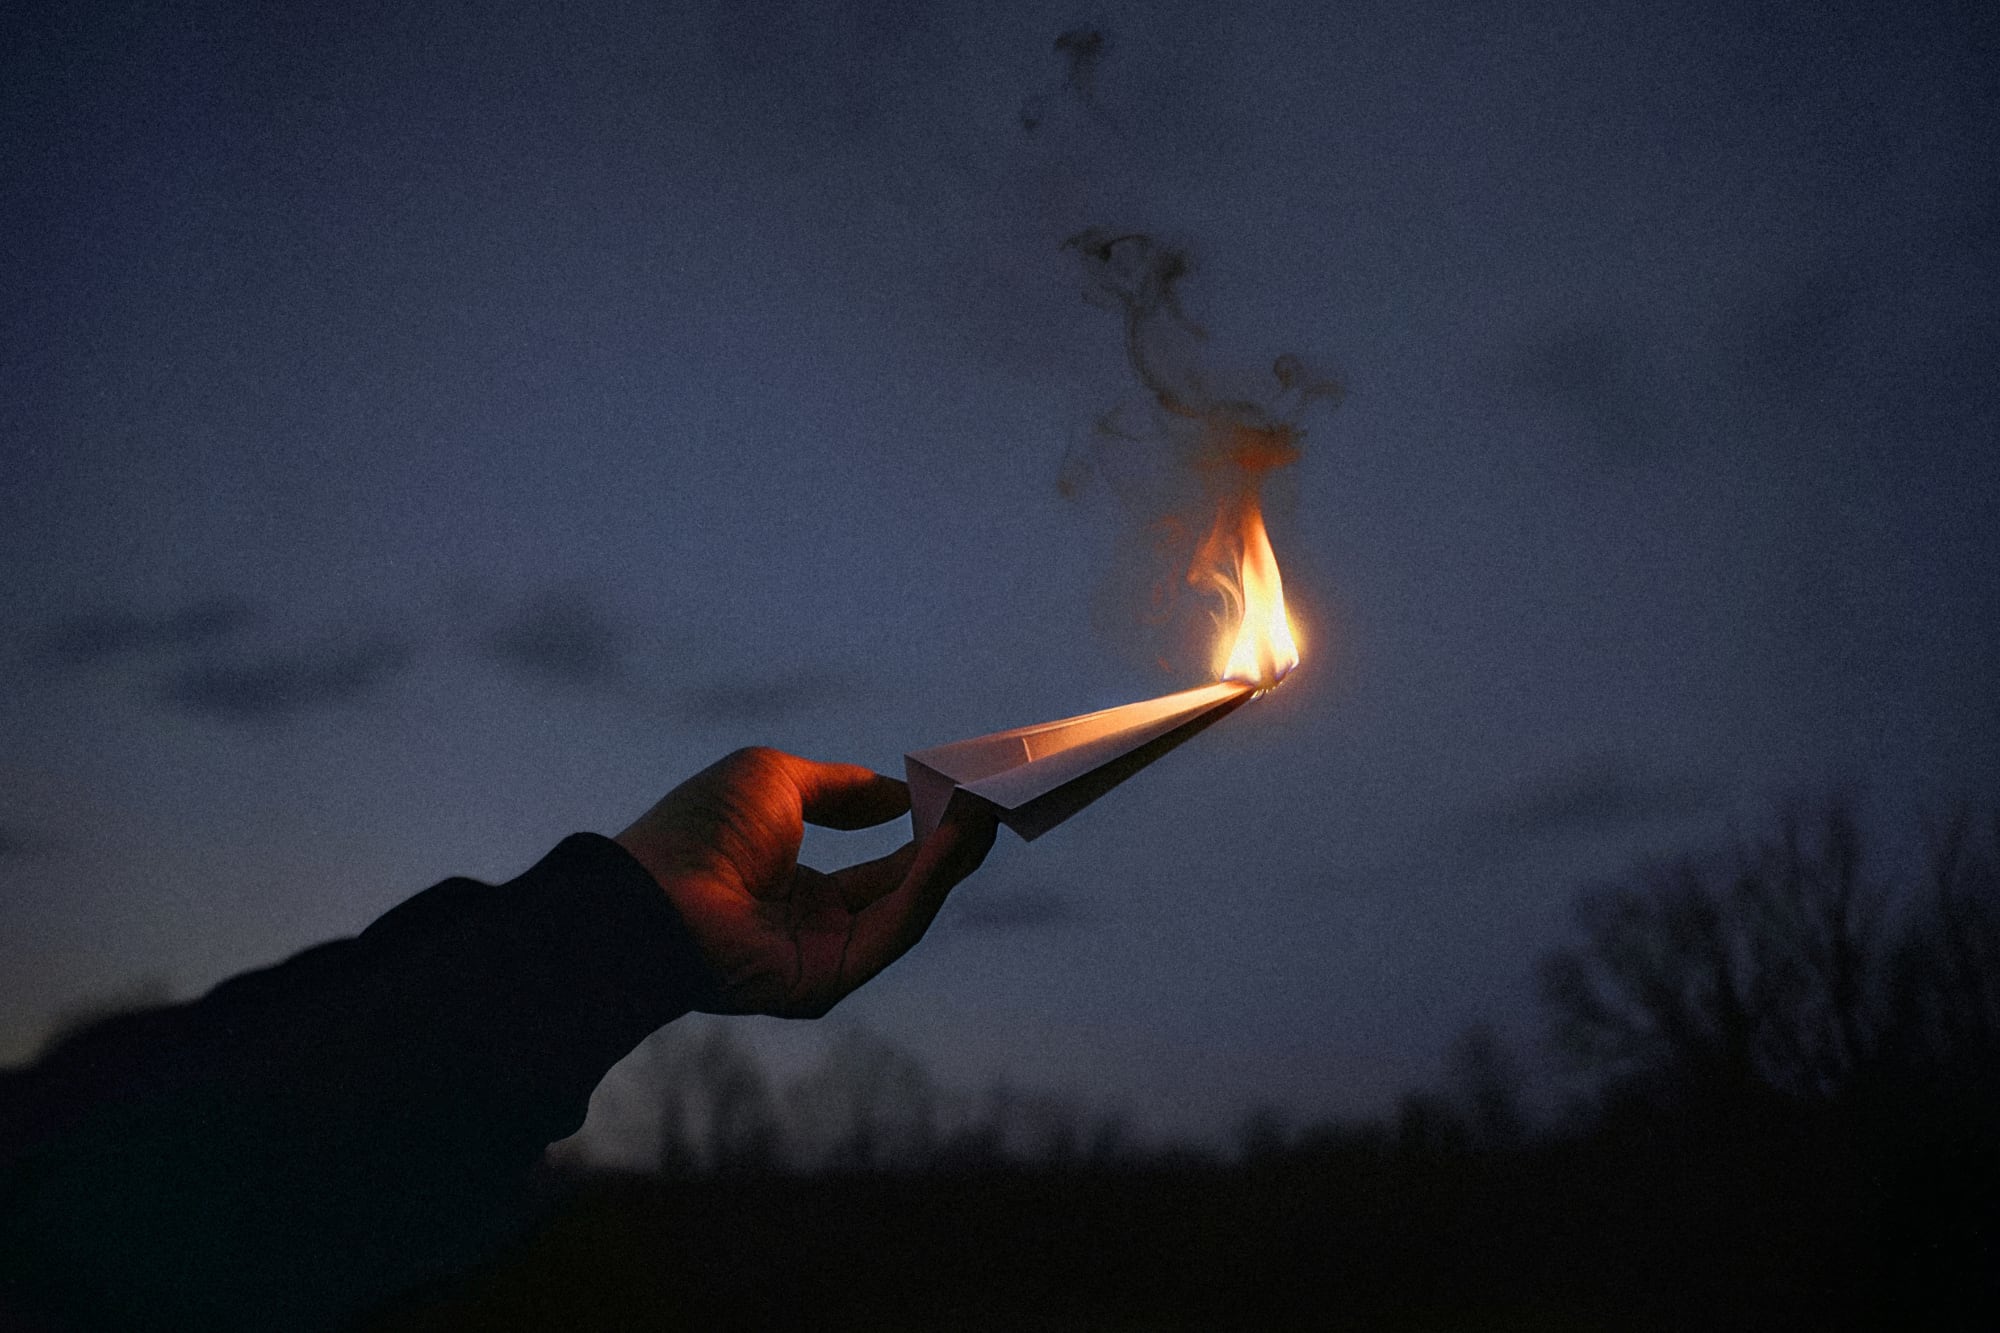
[1059,230,1339,679]
[1021,26,1115,133]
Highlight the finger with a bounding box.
[846,793,999,978]
[907,792,1000,918]
[781,755,912,830]
[822,840,921,912]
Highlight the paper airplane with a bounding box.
[905,682,1255,842]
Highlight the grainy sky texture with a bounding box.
[3,0,1996,1141]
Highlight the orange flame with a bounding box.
[1220,502,1300,687]
[1186,425,1303,690]
[1184,426,1312,688]
[1191,491,1300,690]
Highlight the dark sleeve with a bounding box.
[0,833,705,1332]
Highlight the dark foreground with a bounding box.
[376,1111,1995,1332]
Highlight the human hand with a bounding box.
[613,747,998,1018]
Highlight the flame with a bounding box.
[1192,494,1300,689]
[1221,503,1300,686]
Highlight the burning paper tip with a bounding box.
[904,533,1298,840]
[906,478,1303,843]
[1208,497,1301,689]
[912,364,1305,842]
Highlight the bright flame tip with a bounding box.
[1211,500,1300,690]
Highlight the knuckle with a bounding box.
[722,745,788,777]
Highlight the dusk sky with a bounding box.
[4,0,1995,1146]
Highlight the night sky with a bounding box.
[4,0,1996,1147]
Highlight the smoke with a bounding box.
[1020,27,1115,133]
[1059,229,1338,679]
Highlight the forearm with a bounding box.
[1,833,696,1331]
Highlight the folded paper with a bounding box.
[905,682,1255,842]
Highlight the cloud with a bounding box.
[1332,758,1726,904]
[1746,266,1861,398]
[1351,756,1727,893]
[36,595,416,723]
[1492,755,1719,842]
[1510,320,1659,464]
[477,590,627,691]
[43,597,262,663]
[675,668,845,724]
[160,633,413,721]
[948,887,1080,934]
[1734,219,1997,432]
[694,0,949,147]
[0,824,43,859]
[472,591,848,721]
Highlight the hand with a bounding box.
[613,747,998,1018]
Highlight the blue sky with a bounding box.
[4,0,1995,1140]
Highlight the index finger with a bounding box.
[782,755,912,830]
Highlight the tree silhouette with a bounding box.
[1883,808,2000,1089]
[1539,797,2000,1113]
[1443,1022,1524,1148]
[784,1027,939,1172]
[645,1024,782,1175]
